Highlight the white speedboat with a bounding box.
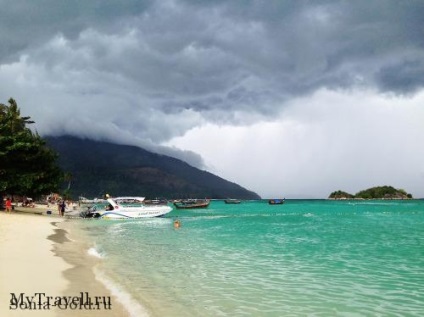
[80,196,172,219]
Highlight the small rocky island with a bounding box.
[329,186,413,200]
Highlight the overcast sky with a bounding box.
[1,0,424,198]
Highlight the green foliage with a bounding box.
[328,190,354,199]
[328,186,413,199]
[0,98,63,198]
[355,186,412,199]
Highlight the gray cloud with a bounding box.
[0,0,153,60]
[1,0,424,170]
[376,59,424,94]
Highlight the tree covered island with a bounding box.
[329,186,413,200]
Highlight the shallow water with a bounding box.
[76,200,424,316]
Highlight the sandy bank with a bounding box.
[0,212,70,317]
[0,211,130,317]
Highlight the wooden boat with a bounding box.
[225,199,241,204]
[173,199,210,209]
[268,199,285,205]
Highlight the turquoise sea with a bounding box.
[77,200,424,317]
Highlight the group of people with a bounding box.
[2,196,68,217]
[51,199,72,217]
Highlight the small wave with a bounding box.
[87,247,105,259]
[93,267,150,317]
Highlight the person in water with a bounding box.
[173,219,181,229]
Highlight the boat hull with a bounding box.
[225,199,241,204]
[173,200,210,209]
[105,205,172,219]
[268,199,285,205]
[83,206,172,219]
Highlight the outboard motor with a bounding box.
[79,210,89,218]
[80,205,101,219]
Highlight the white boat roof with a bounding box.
[110,197,145,202]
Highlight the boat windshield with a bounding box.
[112,198,145,207]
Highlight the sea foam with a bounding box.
[87,247,104,259]
[93,267,150,317]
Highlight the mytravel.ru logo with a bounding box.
[10,292,112,310]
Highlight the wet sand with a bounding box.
[57,220,130,317]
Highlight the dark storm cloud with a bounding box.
[0,0,153,61]
[376,60,424,94]
[1,0,424,145]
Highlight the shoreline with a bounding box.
[56,219,131,317]
[0,209,131,317]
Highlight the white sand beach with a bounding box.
[0,210,130,317]
[0,211,70,316]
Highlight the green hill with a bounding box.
[46,136,260,200]
[328,190,354,200]
[329,186,413,200]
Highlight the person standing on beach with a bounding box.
[59,200,66,217]
[5,198,12,213]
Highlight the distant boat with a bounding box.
[174,199,210,209]
[78,196,107,205]
[225,199,241,204]
[268,199,285,205]
[80,196,172,219]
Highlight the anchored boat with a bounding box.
[268,198,285,205]
[224,199,241,204]
[80,196,172,219]
[173,199,210,209]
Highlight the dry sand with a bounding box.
[0,211,70,316]
[0,209,130,317]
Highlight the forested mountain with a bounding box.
[46,136,260,200]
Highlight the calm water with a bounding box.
[76,200,424,317]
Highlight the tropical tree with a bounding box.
[0,98,63,198]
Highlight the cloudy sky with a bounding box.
[1,0,424,198]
